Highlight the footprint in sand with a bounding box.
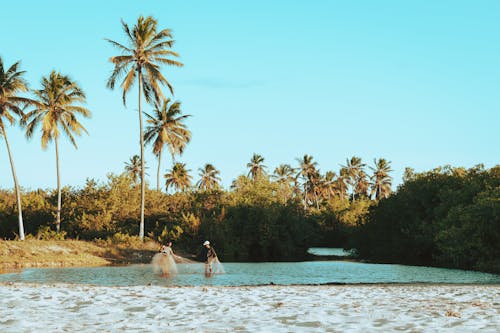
[372,318,389,327]
[125,306,147,312]
[294,321,322,328]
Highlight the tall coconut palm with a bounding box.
[341,156,366,200]
[144,98,191,192]
[296,154,318,209]
[197,163,221,191]
[369,158,393,200]
[124,155,146,184]
[336,167,350,200]
[24,71,90,233]
[308,168,323,209]
[106,15,183,239]
[165,162,191,192]
[322,171,338,200]
[0,58,35,240]
[246,153,267,181]
[272,164,296,203]
[354,170,369,199]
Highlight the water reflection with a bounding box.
[1,261,499,286]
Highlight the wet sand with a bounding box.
[0,283,498,332]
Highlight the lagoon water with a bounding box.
[307,247,353,256]
[1,260,499,287]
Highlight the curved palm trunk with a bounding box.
[138,70,145,240]
[55,137,62,233]
[156,150,162,192]
[2,126,25,240]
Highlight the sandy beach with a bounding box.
[0,283,498,332]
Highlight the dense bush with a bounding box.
[353,165,500,273]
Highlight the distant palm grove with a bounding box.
[0,16,498,274]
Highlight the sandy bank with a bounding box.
[0,283,498,332]
[0,240,158,269]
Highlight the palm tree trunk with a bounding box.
[303,178,308,210]
[313,186,320,209]
[169,152,176,194]
[138,69,145,240]
[353,182,357,202]
[55,136,62,233]
[156,150,162,192]
[2,126,25,240]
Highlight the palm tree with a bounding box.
[106,15,183,239]
[322,171,338,200]
[144,98,191,192]
[369,158,393,200]
[197,164,221,191]
[0,58,35,240]
[246,153,267,181]
[336,167,350,200]
[296,154,318,209]
[308,168,322,209]
[124,155,146,184]
[165,162,191,192]
[341,156,366,200]
[354,170,369,199]
[272,164,296,184]
[272,164,296,203]
[24,71,90,233]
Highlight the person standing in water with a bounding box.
[202,240,218,276]
[154,240,178,277]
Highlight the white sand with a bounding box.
[0,283,499,332]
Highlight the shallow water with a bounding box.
[307,247,353,256]
[1,261,499,286]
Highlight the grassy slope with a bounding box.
[0,240,159,270]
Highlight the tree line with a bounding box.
[2,159,497,272]
[0,152,387,261]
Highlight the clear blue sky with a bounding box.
[1,0,499,190]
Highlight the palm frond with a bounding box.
[120,69,137,105]
[105,38,131,53]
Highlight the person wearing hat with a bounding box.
[202,240,217,276]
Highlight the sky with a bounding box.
[1,0,499,190]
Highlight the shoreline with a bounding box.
[1,283,498,332]
[2,281,500,288]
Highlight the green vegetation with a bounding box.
[354,165,499,274]
[0,154,382,262]
[1,150,498,272]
